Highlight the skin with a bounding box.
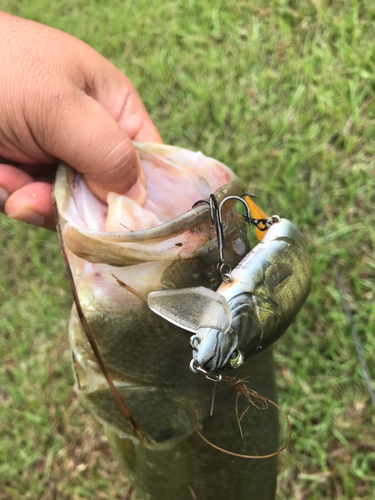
[0,11,162,230]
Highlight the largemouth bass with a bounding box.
[54,143,311,500]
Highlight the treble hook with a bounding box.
[215,195,255,282]
[193,195,243,282]
[189,359,222,382]
[192,193,280,283]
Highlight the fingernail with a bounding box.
[7,208,45,227]
[125,178,148,207]
[0,187,9,206]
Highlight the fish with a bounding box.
[53,142,311,500]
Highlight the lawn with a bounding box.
[0,0,374,499]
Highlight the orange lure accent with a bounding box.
[243,195,270,241]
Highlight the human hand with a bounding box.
[0,12,162,230]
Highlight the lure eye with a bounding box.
[229,349,244,368]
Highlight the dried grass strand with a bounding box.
[188,485,199,500]
[112,274,148,302]
[192,376,291,459]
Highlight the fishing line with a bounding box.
[307,166,375,408]
[323,224,375,407]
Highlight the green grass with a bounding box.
[1,0,374,498]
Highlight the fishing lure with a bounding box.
[148,194,312,377]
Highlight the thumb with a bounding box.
[37,88,147,205]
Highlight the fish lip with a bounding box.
[63,206,211,243]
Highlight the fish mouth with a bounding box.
[55,142,244,266]
[56,142,235,232]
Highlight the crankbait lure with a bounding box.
[149,194,311,377]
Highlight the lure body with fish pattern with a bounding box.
[188,218,311,373]
[54,143,311,500]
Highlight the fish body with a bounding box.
[54,143,311,500]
